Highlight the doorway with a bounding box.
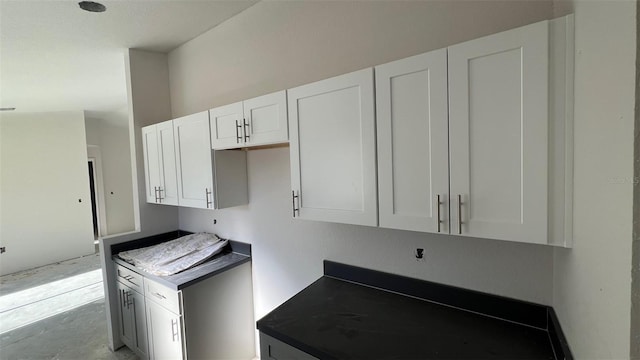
[87,159,100,240]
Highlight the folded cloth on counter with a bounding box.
[118,233,229,276]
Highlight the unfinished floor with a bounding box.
[0,253,137,359]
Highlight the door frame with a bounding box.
[87,145,108,239]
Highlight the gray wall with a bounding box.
[0,111,95,275]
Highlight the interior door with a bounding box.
[448,20,549,243]
[376,49,450,233]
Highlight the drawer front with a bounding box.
[115,264,143,293]
[145,278,181,314]
[260,333,317,360]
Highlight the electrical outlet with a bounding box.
[415,248,425,262]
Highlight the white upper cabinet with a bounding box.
[174,111,248,210]
[142,125,161,204]
[210,91,288,149]
[288,68,377,227]
[448,20,550,244]
[142,120,178,205]
[174,112,213,209]
[209,102,244,150]
[376,49,450,234]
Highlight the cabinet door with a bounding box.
[117,282,135,349]
[130,290,149,359]
[156,120,178,206]
[210,102,244,149]
[243,90,288,147]
[173,111,214,209]
[288,68,377,226]
[376,49,449,233]
[146,300,185,360]
[142,125,161,204]
[448,20,549,243]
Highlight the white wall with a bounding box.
[168,0,556,321]
[551,1,637,359]
[0,111,95,275]
[85,109,136,235]
[100,49,180,350]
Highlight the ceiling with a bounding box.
[0,0,258,114]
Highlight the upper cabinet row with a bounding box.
[142,112,249,210]
[288,15,574,247]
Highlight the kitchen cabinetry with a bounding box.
[113,244,255,360]
[376,48,449,234]
[288,68,377,227]
[173,111,249,210]
[142,120,178,205]
[210,90,288,149]
[375,15,573,246]
[116,266,148,359]
[145,279,185,360]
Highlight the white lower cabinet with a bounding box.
[115,262,255,360]
[145,297,185,360]
[288,68,378,227]
[116,281,148,359]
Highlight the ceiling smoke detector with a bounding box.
[78,1,106,13]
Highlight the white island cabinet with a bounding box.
[288,68,377,227]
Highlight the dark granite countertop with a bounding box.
[112,235,251,291]
[257,261,571,360]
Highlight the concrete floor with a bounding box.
[0,253,137,360]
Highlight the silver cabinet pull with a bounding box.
[458,194,463,234]
[171,319,179,342]
[152,292,166,300]
[235,120,242,144]
[436,195,442,233]
[154,186,159,203]
[157,187,164,202]
[292,190,299,217]
[205,188,212,208]
[243,118,250,142]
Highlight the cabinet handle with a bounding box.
[157,187,164,202]
[171,319,179,342]
[235,120,242,144]
[154,186,159,203]
[292,190,299,217]
[205,188,212,209]
[436,195,442,233]
[458,194,463,235]
[152,292,166,300]
[243,118,250,142]
[124,290,133,308]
